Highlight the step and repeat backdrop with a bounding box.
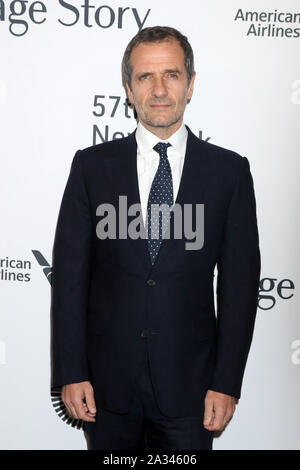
[1,0,299,450]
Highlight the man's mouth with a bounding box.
[150,104,172,108]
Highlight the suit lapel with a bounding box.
[103,131,153,275]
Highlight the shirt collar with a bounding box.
[136,121,188,157]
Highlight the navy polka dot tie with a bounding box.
[146,142,173,265]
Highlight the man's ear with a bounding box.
[187,72,196,103]
[125,82,134,106]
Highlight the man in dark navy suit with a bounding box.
[51,26,261,450]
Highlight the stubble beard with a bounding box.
[138,104,184,129]
[143,114,182,129]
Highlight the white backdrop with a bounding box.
[1,0,299,450]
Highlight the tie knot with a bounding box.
[153,142,171,158]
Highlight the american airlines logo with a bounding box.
[32,250,52,284]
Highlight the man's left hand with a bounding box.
[203,390,236,431]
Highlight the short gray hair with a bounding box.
[122,26,195,88]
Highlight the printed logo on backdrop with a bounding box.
[291,80,300,105]
[234,9,300,38]
[291,340,300,365]
[0,1,151,37]
[258,277,295,310]
[0,256,31,281]
[31,250,84,429]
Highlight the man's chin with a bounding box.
[144,118,179,129]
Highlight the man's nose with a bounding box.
[152,77,168,98]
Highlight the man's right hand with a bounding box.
[62,381,97,422]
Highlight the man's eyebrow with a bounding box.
[135,69,182,77]
[163,68,182,74]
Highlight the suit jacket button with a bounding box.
[147,279,156,286]
[141,329,148,338]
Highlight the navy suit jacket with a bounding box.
[51,126,261,417]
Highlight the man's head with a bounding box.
[122,26,196,138]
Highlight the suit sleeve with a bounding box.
[209,156,261,399]
[51,150,92,389]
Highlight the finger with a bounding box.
[82,414,96,422]
[66,403,79,420]
[72,397,87,419]
[85,387,97,416]
[73,397,96,422]
[210,404,225,431]
[223,406,235,428]
[203,397,214,427]
[82,402,95,419]
[68,403,95,422]
[62,389,77,419]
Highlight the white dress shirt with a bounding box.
[135,121,188,226]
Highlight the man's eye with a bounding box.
[168,73,178,79]
[140,74,149,80]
